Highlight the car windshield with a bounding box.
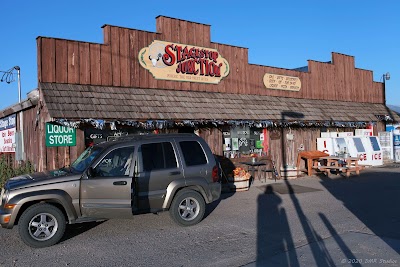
[70,146,103,172]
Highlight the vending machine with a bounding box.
[317,138,335,155]
[359,136,383,166]
[346,137,369,166]
[378,131,393,162]
[394,133,400,163]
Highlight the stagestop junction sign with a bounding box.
[139,40,230,84]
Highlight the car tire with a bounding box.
[169,189,205,226]
[18,203,66,248]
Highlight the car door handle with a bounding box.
[113,181,127,186]
[169,171,181,176]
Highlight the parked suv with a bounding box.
[0,134,221,248]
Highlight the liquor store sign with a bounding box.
[139,40,230,84]
[45,123,76,147]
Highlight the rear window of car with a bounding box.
[179,141,207,166]
[141,142,177,171]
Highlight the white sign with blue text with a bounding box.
[0,114,16,153]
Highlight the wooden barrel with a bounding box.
[227,176,250,191]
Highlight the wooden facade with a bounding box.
[37,16,384,104]
[11,16,389,172]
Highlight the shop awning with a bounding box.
[40,82,400,129]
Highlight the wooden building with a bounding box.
[1,16,399,173]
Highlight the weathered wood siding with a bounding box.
[25,89,86,171]
[37,16,385,104]
[22,107,40,171]
[199,128,223,156]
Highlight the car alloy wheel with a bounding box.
[28,212,59,241]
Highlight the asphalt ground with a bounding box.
[0,163,399,266]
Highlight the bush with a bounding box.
[0,155,34,188]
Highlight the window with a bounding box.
[71,146,102,172]
[370,137,380,151]
[179,141,207,166]
[336,138,347,152]
[353,138,365,152]
[141,142,177,171]
[94,147,134,177]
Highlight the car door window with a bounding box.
[94,147,134,177]
[140,142,177,171]
[179,141,207,166]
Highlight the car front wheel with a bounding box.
[18,203,66,248]
[169,189,205,226]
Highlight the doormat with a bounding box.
[258,183,322,195]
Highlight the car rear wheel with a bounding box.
[18,203,66,248]
[169,189,205,226]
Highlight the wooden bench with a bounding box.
[313,165,362,177]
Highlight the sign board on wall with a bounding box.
[355,129,373,137]
[139,40,230,84]
[0,114,16,153]
[45,123,76,147]
[263,73,301,91]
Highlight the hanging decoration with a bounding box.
[54,117,382,131]
[375,115,394,122]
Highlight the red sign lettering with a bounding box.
[162,44,222,77]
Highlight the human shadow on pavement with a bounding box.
[256,185,299,266]
[257,182,341,266]
[319,169,400,253]
[318,213,360,263]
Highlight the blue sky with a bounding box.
[1,0,399,110]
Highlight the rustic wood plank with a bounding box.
[67,41,80,84]
[137,31,149,88]
[79,42,90,84]
[100,41,112,86]
[103,25,111,45]
[41,38,56,82]
[90,43,101,85]
[55,39,68,83]
[161,18,176,91]
[37,38,42,83]
[57,146,66,168]
[111,26,121,86]
[46,147,56,170]
[76,129,85,156]
[119,28,130,87]
[129,29,139,88]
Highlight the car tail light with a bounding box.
[212,165,219,183]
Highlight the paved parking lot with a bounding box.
[1,164,399,266]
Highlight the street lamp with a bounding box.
[383,72,390,105]
[0,66,21,103]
